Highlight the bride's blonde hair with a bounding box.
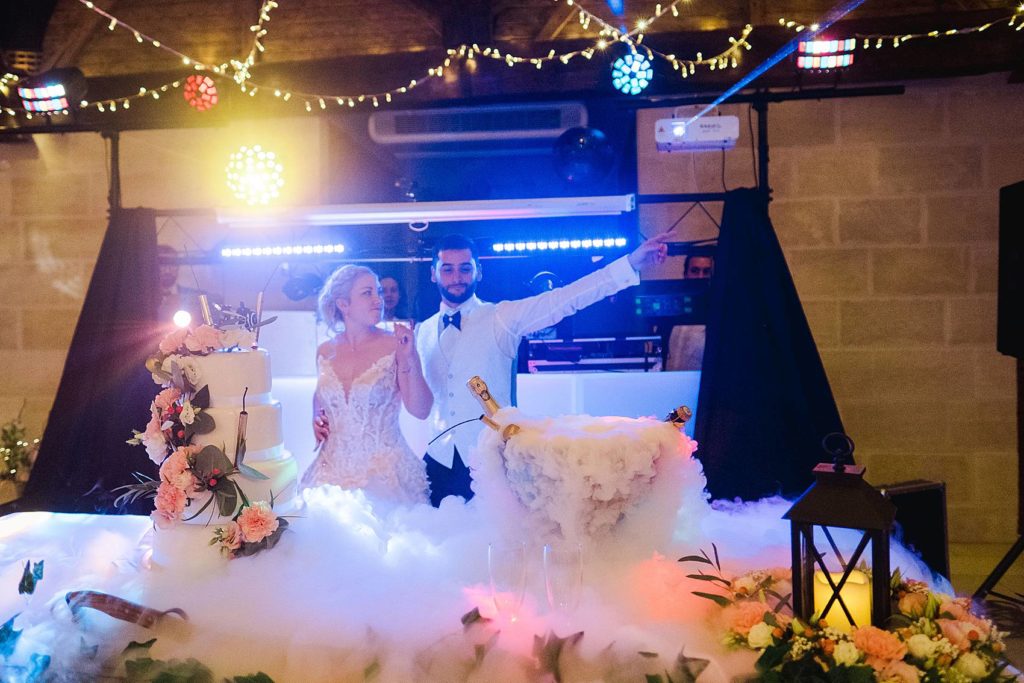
[318,264,378,332]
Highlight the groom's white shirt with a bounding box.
[415,255,640,468]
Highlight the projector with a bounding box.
[655,115,739,152]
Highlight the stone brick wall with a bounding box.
[638,73,1022,543]
[0,117,324,440]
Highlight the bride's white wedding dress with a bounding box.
[299,352,428,504]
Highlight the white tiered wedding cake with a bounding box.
[124,319,296,566]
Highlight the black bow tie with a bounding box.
[442,311,461,330]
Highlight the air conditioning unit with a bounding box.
[369,102,587,144]
[655,115,740,152]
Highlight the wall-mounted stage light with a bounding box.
[220,243,346,258]
[225,144,284,206]
[172,310,192,328]
[16,67,86,113]
[797,39,856,70]
[491,237,628,254]
[611,52,653,95]
[183,74,219,111]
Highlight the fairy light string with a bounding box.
[778,7,1024,48]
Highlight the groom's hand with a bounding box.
[627,230,672,271]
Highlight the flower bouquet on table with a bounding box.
[681,550,1019,682]
[119,317,286,559]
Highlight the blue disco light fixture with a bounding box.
[610,53,653,96]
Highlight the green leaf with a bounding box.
[216,486,239,518]
[191,385,211,410]
[0,614,22,658]
[363,658,381,681]
[186,411,216,439]
[638,651,660,658]
[122,638,157,654]
[677,555,714,565]
[461,607,491,627]
[712,543,721,571]
[25,653,50,682]
[18,560,42,595]
[755,642,790,671]
[685,573,731,586]
[646,676,665,683]
[230,674,275,683]
[691,591,733,608]
[239,463,269,481]
[194,445,232,476]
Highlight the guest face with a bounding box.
[432,248,480,305]
[684,256,714,279]
[380,277,401,314]
[337,273,382,327]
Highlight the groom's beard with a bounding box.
[439,281,477,305]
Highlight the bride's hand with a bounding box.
[394,321,417,366]
[313,410,330,446]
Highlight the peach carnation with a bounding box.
[897,591,928,618]
[874,659,921,683]
[159,448,196,491]
[937,619,986,651]
[185,324,223,353]
[853,626,908,663]
[725,600,773,636]
[154,482,188,520]
[159,328,189,355]
[237,501,279,543]
[154,387,181,412]
[151,508,177,530]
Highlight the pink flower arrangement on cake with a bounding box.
[679,550,1017,682]
[119,322,286,560]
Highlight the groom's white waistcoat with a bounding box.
[415,255,639,468]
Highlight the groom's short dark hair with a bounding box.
[432,234,479,266]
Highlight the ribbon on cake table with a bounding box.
[65,591,188,628]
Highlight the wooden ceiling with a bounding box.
[1,0,1021,129]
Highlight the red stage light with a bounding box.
[183,74,219,111]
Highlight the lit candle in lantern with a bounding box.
[813,569,871,633]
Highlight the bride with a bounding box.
[299,265,432,504]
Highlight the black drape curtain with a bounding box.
[9,208,161,515]
[694,188,845,501]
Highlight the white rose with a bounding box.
[733,575,758,594]
[832,641,861,667]
[953,652,989,681]
[179,401,196,425]
[907,634,938,660]
[221,328,255,350]
[747,622,775,649]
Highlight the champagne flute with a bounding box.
[543,542,583,617]
[488,541,528,621]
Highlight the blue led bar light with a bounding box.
[492,237,628,253]
[221,243,346,258]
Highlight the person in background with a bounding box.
[157,244,205,325]
[380,276,404,321]
[415,231,672,507]
[665,253,715,372]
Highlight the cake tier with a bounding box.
[196,403,285,463]
[151,490,298,570]
[180,453,298,526]
[190,349,273,408]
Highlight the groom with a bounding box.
[415,231,671,507]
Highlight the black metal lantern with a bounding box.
[784,459,897,630]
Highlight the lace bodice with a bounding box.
[300,351,427,504]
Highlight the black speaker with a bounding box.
[877,480,950,579]
[998,181,1024,360]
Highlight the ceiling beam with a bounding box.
[534,5,576,42]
